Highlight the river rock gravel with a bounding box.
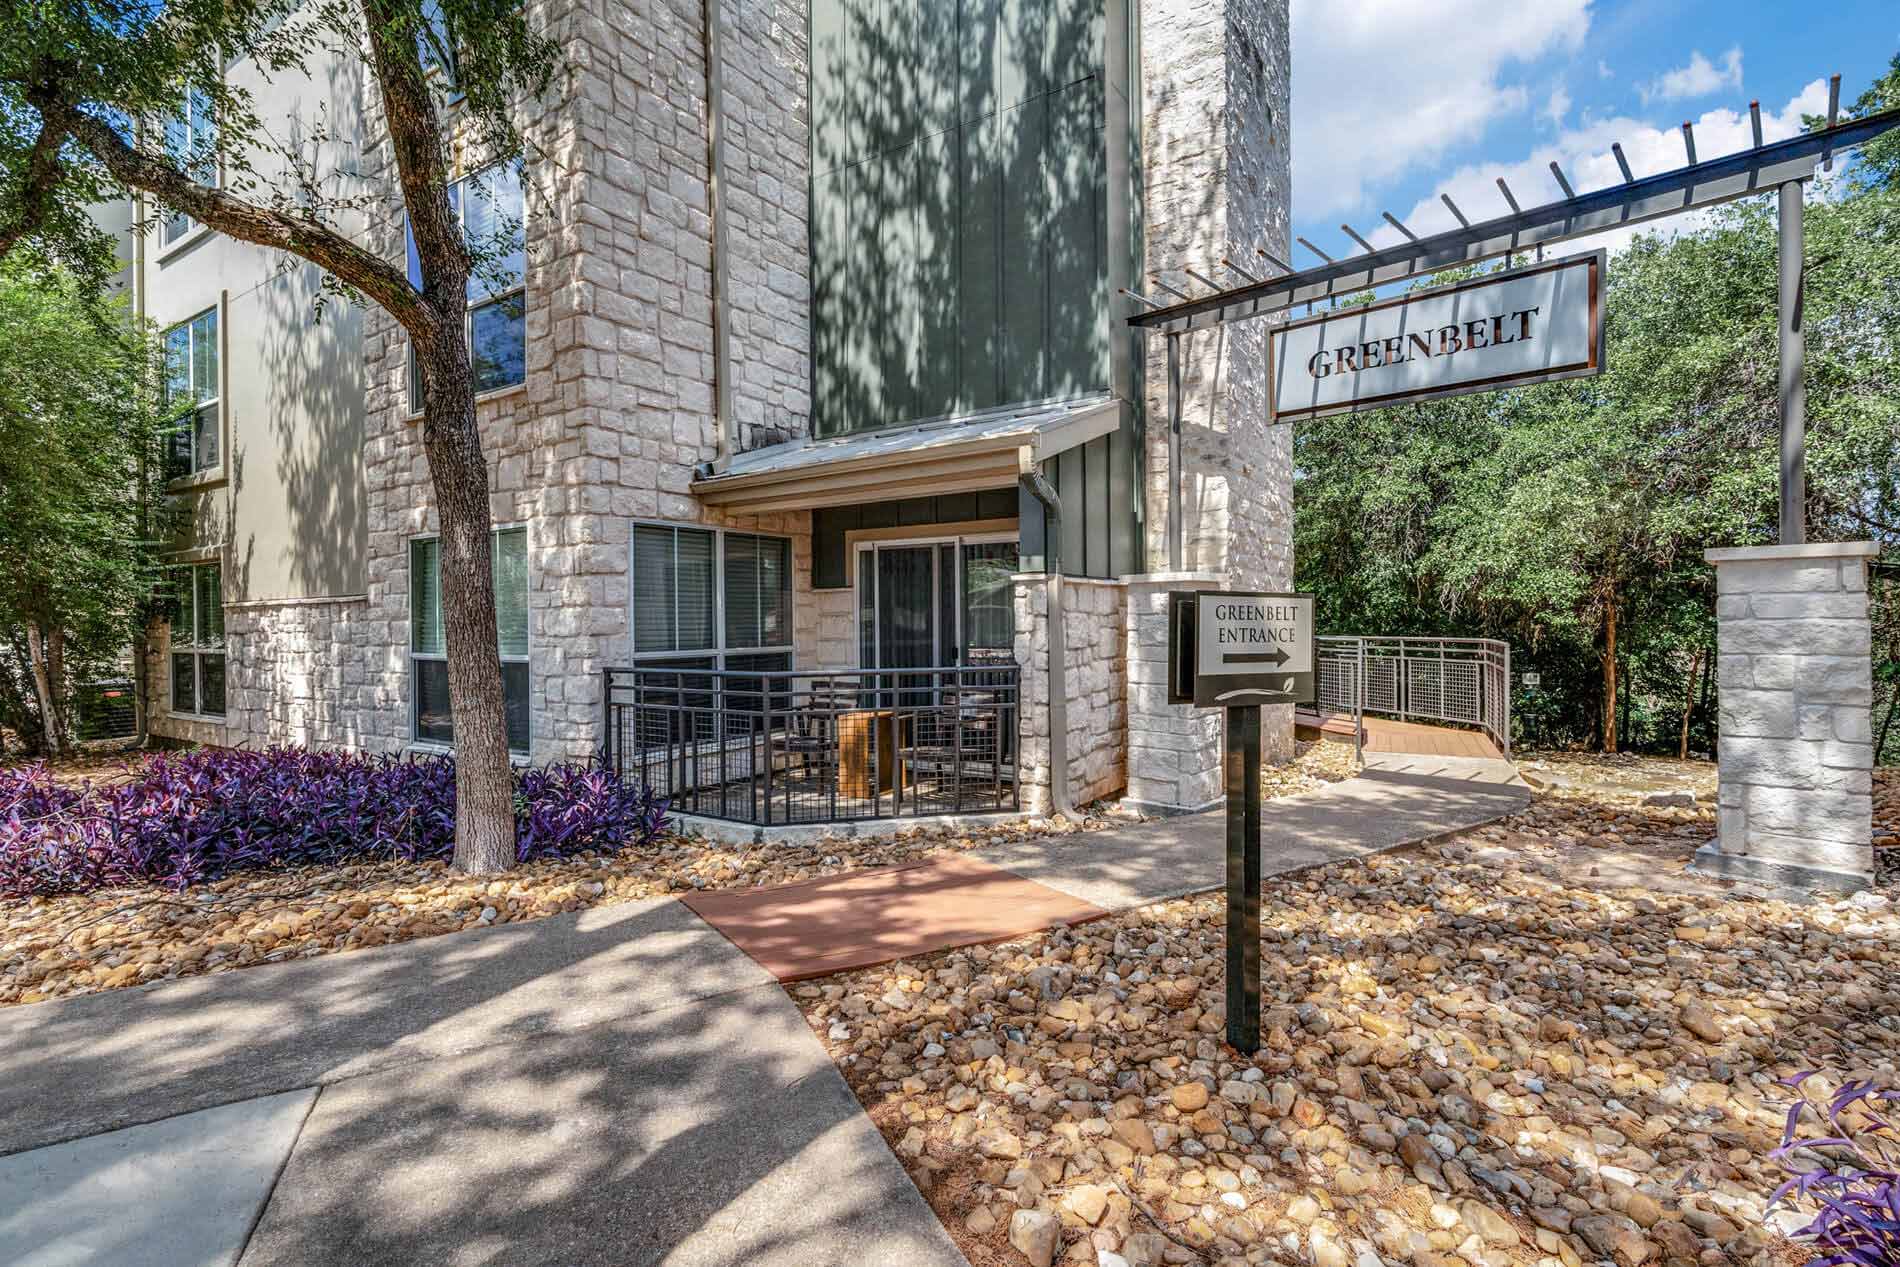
[795,775,1900,1267]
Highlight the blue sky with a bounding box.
[1288,0,1900,259]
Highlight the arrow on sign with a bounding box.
[1227,647,1291,667]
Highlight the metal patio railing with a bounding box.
[1316,637,1512,757]
[602,665,1020,826]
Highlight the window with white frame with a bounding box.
[160,88,217,247]
[163,307,219,478]
[411,527,530,753]
[169,562,226,718]
[405,163,526,409]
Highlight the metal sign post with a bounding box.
[1169,591,1316,1054]
[1224,701,1262,1052]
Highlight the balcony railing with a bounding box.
[1316,636,1512,757]
[602,665,1021,826]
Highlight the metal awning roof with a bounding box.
[690,395,1122,514]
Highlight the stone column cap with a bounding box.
[1705,540,1880,564]
[1122,571,1226,585]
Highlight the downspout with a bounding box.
[1018,451,1077,821]
[702,0,734,465]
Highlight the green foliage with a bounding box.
[0,257,172,752]
[1295,174,1900,753]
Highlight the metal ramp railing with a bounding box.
[1315,637,1512,758]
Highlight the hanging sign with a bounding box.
[1269,250,1605,422]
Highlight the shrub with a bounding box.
[1770,1071,1900,1267]
[0,747,671,897]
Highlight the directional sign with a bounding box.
[1522,671,1542,688]
[1192,592,1316,707]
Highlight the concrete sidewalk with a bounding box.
[982,752,1528,910]
[0,899,967,1267]
[0,751,1527,1266]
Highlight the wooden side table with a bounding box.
[837,709,901,799]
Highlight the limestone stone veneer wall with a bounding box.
[1131,0,1297,790]
[145,596,371,750]
[1694,541,1878,894]
[1121,573,1222,814]
[1014,576,1130,815]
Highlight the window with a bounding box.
[406,163,526,409]
[411,527,530,753]
[416,0,462,89]
[630,525,792,670]
[169,562,226,718]
[631,525,793,745]
[160,88,217,247]
[163,307,220,478]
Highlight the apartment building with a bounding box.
[130,0,1295,829]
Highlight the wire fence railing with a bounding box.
[1316,637,1512,757]
[602,665,1020,826]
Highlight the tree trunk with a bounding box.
[359,0,515,875]
[1678,646,1702,760]
[47,626,66,741]
[1600,592,1618,754]
[24,622,62,758]
[416,327,516,874]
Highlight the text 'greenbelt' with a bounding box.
[1304,307,1541,380]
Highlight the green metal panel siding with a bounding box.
[1045,75,1106,404]
[999,93,1048,406]
[810,0,854,171]
[811,165,853,429]
[812,491,1032,588]
[917,4,960,133]
[1047,0,1102,90]
[957,111,1003,412]
[916,127,962,420]
[877,146,915,426]
[810,0,1114,440]
[805,0,1139,580]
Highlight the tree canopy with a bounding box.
[1,0,565,869]
[0,258,171,755]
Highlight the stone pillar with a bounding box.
[1122,573,1226,815]
[1138,0,1295,775]
[1693,541,1878,895]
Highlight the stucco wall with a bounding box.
[142,35,370,749]
[139,43,369,607]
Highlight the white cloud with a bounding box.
[1291,0,1591,218]
[1598,60,1614,80]
[1640,47,1743,104]
[1365,78,1830,257]
[1541,84,1572,129]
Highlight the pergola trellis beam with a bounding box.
[1127,105,1900,336]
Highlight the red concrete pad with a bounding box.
[680,853,1110,983]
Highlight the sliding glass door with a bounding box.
[857,538,1019,671]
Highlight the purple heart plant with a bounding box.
[0,747,671,898]
[1770,1070,1900,1267]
